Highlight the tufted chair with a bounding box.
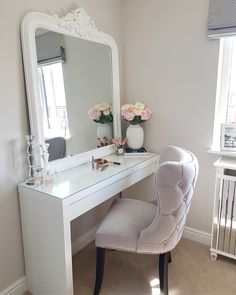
[94,146,199,295]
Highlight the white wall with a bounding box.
[0,0,123,291]
[122,0,220,234]
[0,0,223,292]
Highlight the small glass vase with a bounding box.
[116,146,125,155]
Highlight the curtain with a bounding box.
[36,31,66,65]
[208,0,236,38]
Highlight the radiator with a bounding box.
[211,165,236,260]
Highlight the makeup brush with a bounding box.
[94,158,121,166]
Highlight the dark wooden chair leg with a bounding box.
[94,247,105,295]
[168,252,172,264]
[159,252,170,295]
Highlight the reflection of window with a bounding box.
[38,62,70,139]
[213,37,236,150]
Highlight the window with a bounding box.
[38,62,70,139]
[212,37,236,150]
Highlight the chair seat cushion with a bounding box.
[95,198,157,252]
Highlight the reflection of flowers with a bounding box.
[88,102,113,124]
[121,102,151,125]
[97,137,112,147]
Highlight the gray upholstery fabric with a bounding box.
[95,145,199,254]
[45,137,66,161]
[96,198,157,251]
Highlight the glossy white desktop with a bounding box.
[18,153,159,294]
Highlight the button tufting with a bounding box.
[176,225,179,230]
[178,182,183,188]
[184,196,187,201]
[172,211,176,216]
[163,240,168,245]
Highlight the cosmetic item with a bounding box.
[94,158,121,166]
[34,166,43,186]
[43,170,54,186]
[92,156,95,170]
[101,164,109,171]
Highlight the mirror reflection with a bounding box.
[35,29,113,161]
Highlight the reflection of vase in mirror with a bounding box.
[97,123,113,139]
[126,124,144,150]
[35,29,113,157]
[40,143,50,169]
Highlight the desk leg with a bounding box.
[19,190,73,295]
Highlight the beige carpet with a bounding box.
[72,238,236,295]
[24,238,236,295]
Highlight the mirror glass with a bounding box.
[35,28,113,160]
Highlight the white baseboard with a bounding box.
[72,225,97,255]
[183,226,211,246]
[1,276,27,295]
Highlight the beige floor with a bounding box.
[25,238,236,295]
[72,238,236,295]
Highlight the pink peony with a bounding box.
[88,107,101,120]
[141,107,152,120]
[121,104,133,112]
[122,108,135,121]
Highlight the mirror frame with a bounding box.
[21,8,121,172]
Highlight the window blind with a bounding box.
[208,0,236,38]
[36,31,66,65]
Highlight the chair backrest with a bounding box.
[137,146,199,254]
[45,137,66,161]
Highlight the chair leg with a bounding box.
[159,252,170,295]
[94,247,105,295]
[168,252,172,264]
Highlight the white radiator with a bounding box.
[211,162,236,260]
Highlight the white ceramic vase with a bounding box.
[126,124,144,150]
[97,123,113,138]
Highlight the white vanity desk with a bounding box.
[19,8,158,294]
[18,153,159,294]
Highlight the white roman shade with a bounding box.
[208,0,236,38]
[36,31,66,65]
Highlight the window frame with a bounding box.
[38,61,71,140]
[212,37,234,151]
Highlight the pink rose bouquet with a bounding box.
[88,102,113,124]
[121,102,152,125]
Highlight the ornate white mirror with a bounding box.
[21,8,121,171]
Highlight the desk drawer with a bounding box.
[68,162,156,220]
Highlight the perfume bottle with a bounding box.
[34,166,44,186]
[40,143,53,185]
